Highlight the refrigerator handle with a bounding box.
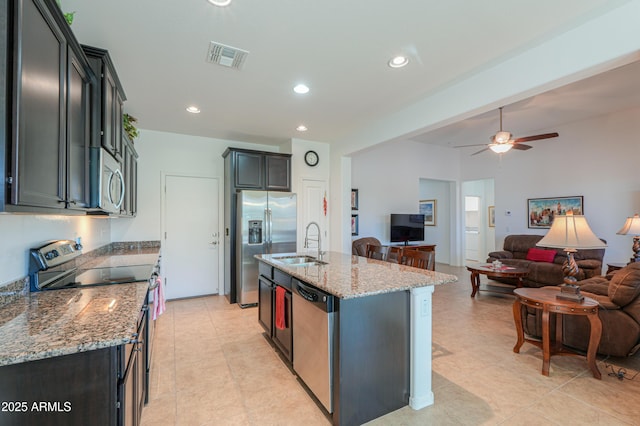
[264,208,269,251]
[268,208,273,252]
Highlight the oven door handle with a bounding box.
[40,267,78,290]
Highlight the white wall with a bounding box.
[287,138,331,251]
[419,179,452,264]
[351,140,461,262]
[110,129,281,243]
[0,214,110,285]
[459,106,640,267]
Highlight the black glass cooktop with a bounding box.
[35,265,155,291]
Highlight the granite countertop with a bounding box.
[0,246,160,367]
[257,251,458,299]
[0,283,149,366]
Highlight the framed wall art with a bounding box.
[488,206,495,227]
[351,214,359,236]
[527,196,583,229]
[351,189,359,210]
[419,199,436,226]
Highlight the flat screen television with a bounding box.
[390,214,425,245]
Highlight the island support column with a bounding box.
[409,285,435,409]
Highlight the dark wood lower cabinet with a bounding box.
[272,286,293,362]
[258,276,274,337]
[0,347,118,426]
[0,306,148,426]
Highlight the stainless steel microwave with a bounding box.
[90,148,124,214]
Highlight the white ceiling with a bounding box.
[412,60,640,150]
[62,0,638,146]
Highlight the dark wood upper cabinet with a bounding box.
[121,134,138,217]
[66,44,92,208]
[6,0,93,212]
[234,151,264,189]
[224,148,292,191]
[82,45,127,160]
[265,154,291,190]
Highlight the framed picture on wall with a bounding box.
[351,189,359,210]
[488,206,495,227]
[419,199,436,226]
[351,214,359,236]
[527,196,583,229]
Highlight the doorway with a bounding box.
[163,174,221,299]
[465,196,480,261]
[300,179,329,253]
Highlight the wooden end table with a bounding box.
[466,263,529,297]
[512,287,602,379]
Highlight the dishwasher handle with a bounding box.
[294,279,334,312]
[297,284,318,302]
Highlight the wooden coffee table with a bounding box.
[466,263,529,297]
[512,287,602,379]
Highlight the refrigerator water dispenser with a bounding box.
[248,220,263,244]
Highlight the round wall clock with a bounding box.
[304,150,319,167]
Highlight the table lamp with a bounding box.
[536,211,607,293]
[616,214,640,263]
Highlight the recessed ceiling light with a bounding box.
[293,84,310,94]
[388,55,409,68]
[207,0,232,6]
[296,125,308,132]
[186,106,201,114]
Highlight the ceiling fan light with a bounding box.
[494,131,512,144]
[489,143,512,154]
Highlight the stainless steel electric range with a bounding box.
[28,240,157,292]
[28,239,160,405]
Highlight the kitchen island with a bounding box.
[257,251,458,425]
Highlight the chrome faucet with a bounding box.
[304,221,324,260]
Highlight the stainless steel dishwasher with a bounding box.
[292,278,335,413]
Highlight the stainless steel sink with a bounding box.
[272,255,328,266]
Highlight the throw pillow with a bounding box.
[526,247,556,263]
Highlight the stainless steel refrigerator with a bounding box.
[236,191,297,307]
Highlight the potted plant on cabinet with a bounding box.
[123,113,140,141]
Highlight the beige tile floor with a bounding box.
[141,264,640,426]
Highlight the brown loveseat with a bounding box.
[487,234,605,288]
[523,263,640,357]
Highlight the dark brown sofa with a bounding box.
[523,263,640,357]
[487,234,605,288]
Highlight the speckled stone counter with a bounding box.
[257,251,458,299]
[0,282,149,367]
[0,244,160,367]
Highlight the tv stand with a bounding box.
[391,243,436,252]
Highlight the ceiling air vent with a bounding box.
[206,41,249,70]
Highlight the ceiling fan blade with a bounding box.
[453,143,490,148]
[511,143,532,151]
[513,132,559,143]
[471,147,490,156]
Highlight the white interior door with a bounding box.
[465,196,480,261]
[164,175,220,299]
[300,179,328,253]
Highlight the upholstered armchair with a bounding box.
[352,237,381,257]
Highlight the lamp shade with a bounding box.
[489,143,512,154]
[616,214,640,236]
[536,213,606,250]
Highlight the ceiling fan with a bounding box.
[457,107,559,155]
